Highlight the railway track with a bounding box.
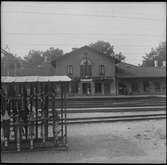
[55,95,166,108]
[48,105,166,124]
[61,106,166,113]
[64,113,166,124]
[33,95,166,125]
[62,105,166,124]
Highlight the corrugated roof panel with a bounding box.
[48,76,71,82]
[1,76,7,83]
[5,76,16,83]
[25,76,39,82]
[15,76,27,82]
[1,76,71,83]
[38,76,49,82]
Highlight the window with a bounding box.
[132,82,138,92]
[67,65,73,75]
[143,80,149,92]
[99,65,105,75]
[154,81,161,92]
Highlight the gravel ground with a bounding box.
[1,119,166,163]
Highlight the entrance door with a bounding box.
[82,83,91,95]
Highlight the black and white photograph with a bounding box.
[1,1,166,163]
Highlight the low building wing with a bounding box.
[116,62,166,78]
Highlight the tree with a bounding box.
[1,52,21,76]
[1,47,64,76]
[21,50,44,76]
[114,52,126,62]
[40,47,63,75]
[24,50,44,66]
[89,41,114,56]
[89,40,125,62]
[42,47,63,63]
[22,47,63,76]
[142,41,166,67]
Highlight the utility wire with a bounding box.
[3,10,164,21]
[6,32,164,37]
[5,43,156,47]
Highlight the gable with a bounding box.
[52,46,116,77]
[51,46,117,67]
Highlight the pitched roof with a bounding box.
[51,45,119,66]
[116,62,166,78]
[1,76,72,83]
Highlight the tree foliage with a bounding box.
[24,50,44,66]
[1,47,64,76]
[89,41,114,56]
[43,47,63,62]
[89,40,125,61]
[1,52,22,76]
[114,52,126,62]
[142,41,166,67]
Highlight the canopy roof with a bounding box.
[1,76,71,83]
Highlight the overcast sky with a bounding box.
[1,2,166,65]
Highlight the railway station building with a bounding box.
[51,46,166,96]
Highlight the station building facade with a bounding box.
[51,46,166,96]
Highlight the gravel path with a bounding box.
[1,119,166,163]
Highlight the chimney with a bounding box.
[162,60,166,67]
[154,60,158,67]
